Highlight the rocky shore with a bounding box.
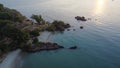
[0,53,8,63]
[25,42,64,52]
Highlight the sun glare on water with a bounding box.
[93,0,106,25]
[94,0,106,15]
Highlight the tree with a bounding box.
[0,4,4,10]
[32,38,39,44]
[31,14,45,25]
[0,20,30,52]
[0,4,25,22]
[29,29,40,37]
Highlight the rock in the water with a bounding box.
[69,46,77,49]
[75,16,87,21]
[67,29,70,31]
[80,26,83,29]
[73,29,76,31]
[64,24,71,28]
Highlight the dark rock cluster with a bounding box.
[75,16,87,21]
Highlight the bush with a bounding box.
[30,29,40,37]
[31,14,45,25]
[46,25,56,31]
[0,4,25,22]
[0,20,30,52]
[46,20,68,31]
[33,38,39,44]
[0,4,4,10]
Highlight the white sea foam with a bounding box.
[0,49,21,68]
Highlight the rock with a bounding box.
[75,16,87,21]
[25,19,31,21]
[80,26,83,29]
[73,29,76,31]
[26,42,64,52]
[59,46,64,48]
[53,43,58,45]
[67,29,70,31]
[56,26,65,31]
[69,46,77,49]
[64,24,71,28]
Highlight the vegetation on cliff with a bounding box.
[0,4,71,58]
[46,20,70,32]
[31,14,45,25]
[0,4,25,22]
[0,4,30,56]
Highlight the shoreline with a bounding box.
[0,49,21,68]
[0,3,72,64]
[0,53,9,63]
[24,42,64,53]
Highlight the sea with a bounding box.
[0,0,120,68]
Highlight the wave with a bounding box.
[0,49,21,68]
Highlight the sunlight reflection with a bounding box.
[95,20,104,25]
[94,0,105,15]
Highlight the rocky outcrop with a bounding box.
[26,42,64,52]
[75,16,87,21]
[80,26,83,29]
[69,46,77,49]
[64,24,71,28]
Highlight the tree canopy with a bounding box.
[0,4,25,22]
[0,4,30,53]
[0,20,30,52]
[31,14,45,25]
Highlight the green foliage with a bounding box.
[0,4,32,54]
[0,4,4,11]
[46,20,68,32]
[0,21,30,43]
[20,44,32,51]
[31,14,45,25]
[35,41,45,47]
[52,20,65,27]
[30,29,40,37]
[0,20,13,40]
[46,25,56,31]
[0,20,30,52]
[0,4,25,22]
[32,38,39,44]
[0,20,12,29]
[0,12,12,20]
[0,42,9,52]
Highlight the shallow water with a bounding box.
[0,0,120,68]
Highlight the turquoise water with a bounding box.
[1,0,120,68]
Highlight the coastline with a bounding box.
[0,49,21,68]
[0,53,8,63]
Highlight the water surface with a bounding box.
[0,0,120,68]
